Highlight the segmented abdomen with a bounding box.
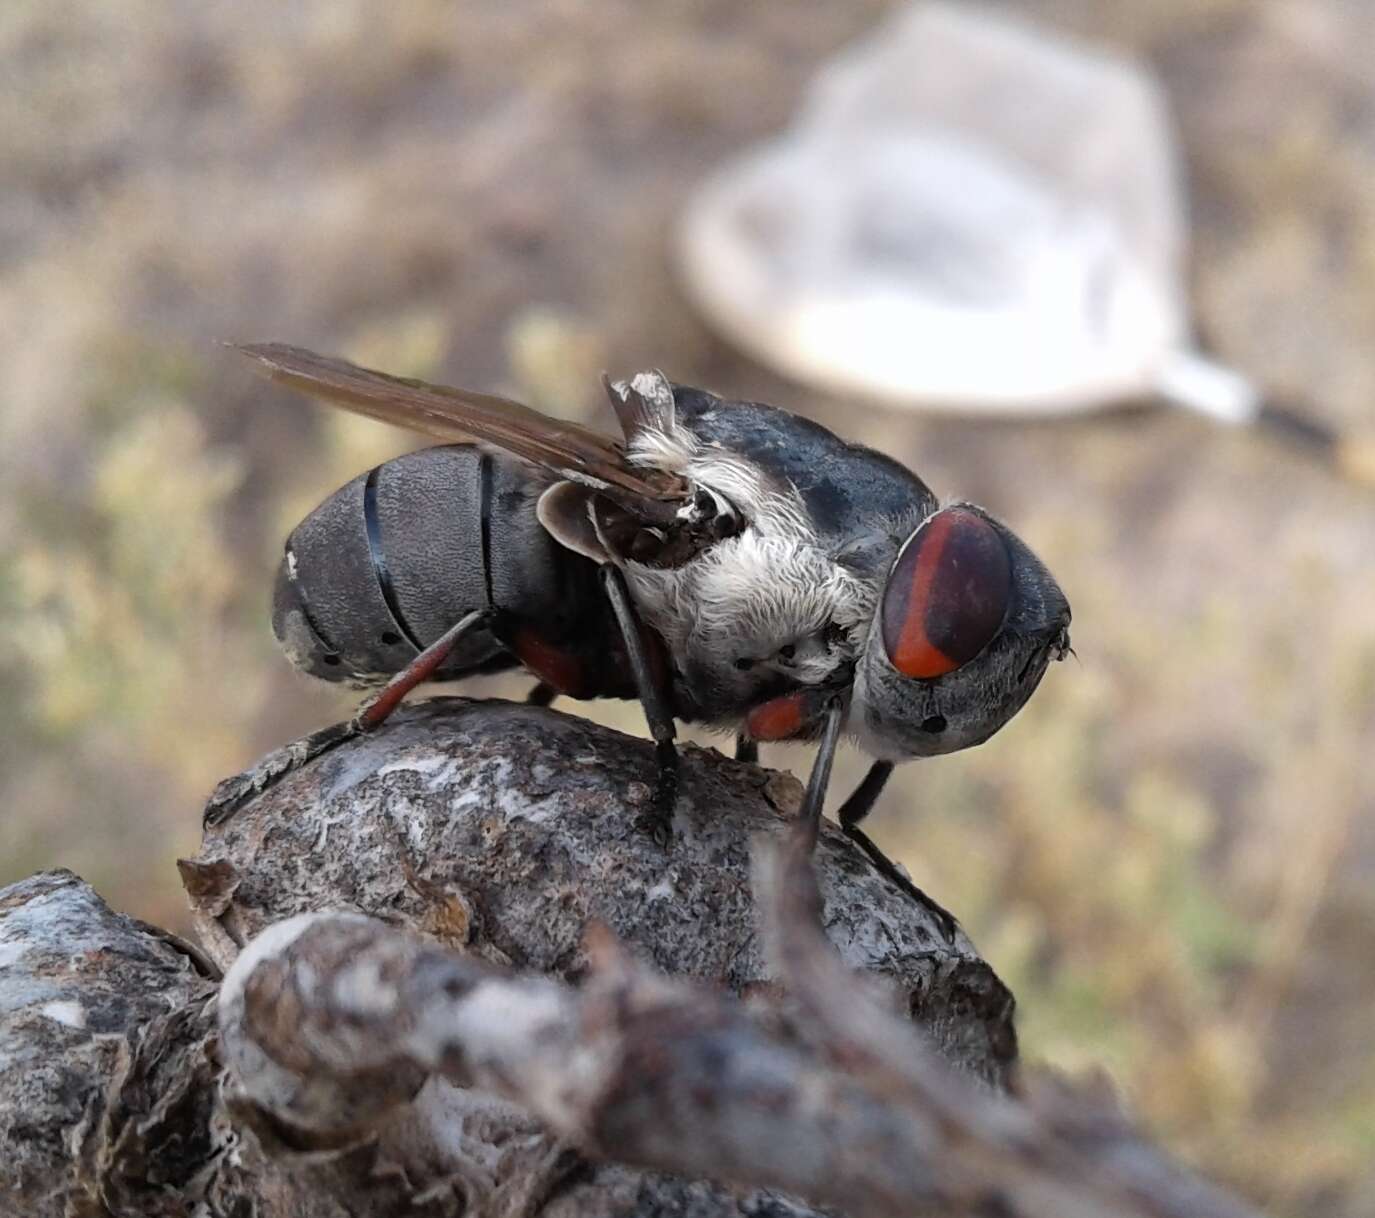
[272,446,583,687]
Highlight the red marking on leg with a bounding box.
[358,641,456,729]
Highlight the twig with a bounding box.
[218,856,1263,1218]
[757,819,1264,1218]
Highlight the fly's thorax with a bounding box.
[625,529,874,724]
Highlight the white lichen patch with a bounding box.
[645,876,677,903]
[493,785,566,826]
[377,753,453,780]
[38,999,86,1029]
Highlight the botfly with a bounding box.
[214,344,1071,931]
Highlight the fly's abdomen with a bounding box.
[272,446,582,686]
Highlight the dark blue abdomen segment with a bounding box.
[671,387,937,543]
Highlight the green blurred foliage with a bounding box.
[1,3,1373,1216]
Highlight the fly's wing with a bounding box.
[236,343,689,514]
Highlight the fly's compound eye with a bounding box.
[881,508,1012,679]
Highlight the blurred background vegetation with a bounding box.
[1,2,1373,1214]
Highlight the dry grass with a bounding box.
[2,2,1373,1214]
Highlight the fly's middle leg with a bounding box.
[600,563,679,846]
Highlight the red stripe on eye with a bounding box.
[881,508,1011,680]
[890,514,960,678]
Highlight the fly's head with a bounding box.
[853,504,1071,762]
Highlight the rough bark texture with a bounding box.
[187,697,1017,1083]
[0,870,351,1218]
[211,850,1261,1218]
[0,698,1262,1218]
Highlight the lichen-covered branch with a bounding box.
[184,697,1018,1084]
[218,910,950,1218]
[758,827,1265,1218]
[0,700,1265,1218]
[0,870,310,1218]
[212,830,1263,1218]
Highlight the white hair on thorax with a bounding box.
[629,419,814,536]
[623,413,877,686]
[628,531,873,681]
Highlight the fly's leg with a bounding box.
[526,681,558,707]
[836,761,893,829]
[600,563,679,847]
[796,699,845,851]
[204,609,491,828]
[837,760,958,943]
[735,736,759,764]
[203,721,357,828]
[353,609,490,730]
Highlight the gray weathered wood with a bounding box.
[186,697,1018,1083]
[0,698,1263,1218]
[0,870,341,1217]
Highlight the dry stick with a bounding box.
[220,868,1264,1218]
[757,823,1263,1218]
[219,912,946,1218]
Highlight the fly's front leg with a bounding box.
[600,563,679,846]
[745,686,846,847]
[796,698,845,852]
[734,736,759,764]
[837,761,893,831]
[838,760,958,944]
